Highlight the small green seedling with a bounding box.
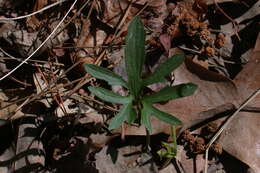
[157,126,177,159]
[157,126,178,168]
[84,16,197,134]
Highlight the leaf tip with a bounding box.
[181,83,198,96]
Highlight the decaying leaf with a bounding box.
[26,0,48,30]
[219,33,260,173]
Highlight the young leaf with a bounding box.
[88,86,132,104]
[144,102,182,126]
[143,54,185,86]
[85,64,128,88]
[141,101,153,133]
[109,103,132,130]
[143,83,198,103]
[125,16,145,98]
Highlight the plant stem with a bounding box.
[172,126,177,151]
[160,126,177,169]
[145,128,151,152]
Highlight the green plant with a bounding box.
[84,16,197,134]
[157,126,178,168]
[157,126,177,159]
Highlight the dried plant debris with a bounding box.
[180,128,222,156]
[162,1,238,78]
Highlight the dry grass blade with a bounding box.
[0,0,68,21]
[204,88,260,173]
[0,0,78,81]
[52,0,91,40]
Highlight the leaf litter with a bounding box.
[0,0,259,173]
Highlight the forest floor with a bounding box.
[0,0,259,173]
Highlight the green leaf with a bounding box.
[85,64,128,88]
[141,101,152,133]
[127,108,137,124]
[180,82,198,96]
[109,103,132,130]
[143,83,198,103]
[157,150,167,158]
[143,54,185,86]
[88,86,132,104]
[125,16,145,98]
[143,102,182,126]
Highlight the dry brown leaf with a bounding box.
[26,0,48,30]
[185,57,233,82]
[219,33,260,173]
[96,145,158,173]
[159,34,171,52]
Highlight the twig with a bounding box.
[9,76,32,87]
[204,88,260,173]
[48,61,68,116]
[9,77,86,120]
[79,94,118,112]
[178,46,202,54]
[52,0,91,40]
[0,0,78,81]
[0,59,84,113]
[0,47,27,63]
[0,77,83,118]
[111,0,133,41]
[0,57,64,66]
[64,49,106,100]
[0,0,68,21]
[213,0,241,40]
[54,45,123,49]
[111,0,151,42]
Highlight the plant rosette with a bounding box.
[85,16,198,134]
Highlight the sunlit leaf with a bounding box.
[85,64,128,88]
[125,16,145,98]
[143,83,198,103]
[88,86,132,104]
[143,54,185,86]
[143,102,182,126]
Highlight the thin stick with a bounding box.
[111,0,151,42]
[213,0,241,40]
[204,88,260,173]
[178,46,202,54]
[0,0,78,81]
[52,0,91,40]
[79,95,118,112]
[0,0,68,21]
[0,62,84,112]
[0,47,27,63]
[9,76,32,87]
[0,57,64,66]
[111,1,133,41]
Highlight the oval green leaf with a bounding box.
[127,107,137,124]
[142,101,182,126]
[143,54,185,86]
[88,86,132,104]
[141,101,152,133]
[125,16,145,98]
[85,64,128,88]
[109,103,133,130]
[143,83,198,103]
